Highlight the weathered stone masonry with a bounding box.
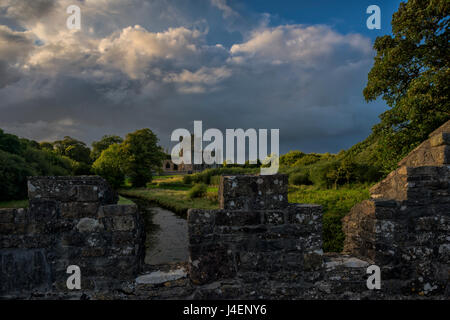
[342,120,450,296]
[0,176,145,298]
[187,120,449,299]
[188,175,325,298]
[1,120,449,299]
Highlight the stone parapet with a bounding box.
[0,176,145,297]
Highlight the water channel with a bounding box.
[134,200,189,266]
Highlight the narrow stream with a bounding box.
[135,200,188,265]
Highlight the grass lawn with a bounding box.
[0,199,29,209]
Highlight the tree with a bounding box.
[53,136,92,174]
[92,144,125,189]
[39,142,54,150]
[53,136,92,164]
[0,150,35,200]
[91,135,123,161]
[279,150,305,167]
[363,0,449,171]
[0,129,25,155]
[120,129,164,187]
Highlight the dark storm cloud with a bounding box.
[1,0,56,24]
[0,0,385,154]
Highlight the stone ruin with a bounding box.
[0,176,145,298]
[0,120,449,299]
[342,120,450,296]
[187,175,324,298]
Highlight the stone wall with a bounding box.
[0,176,145,298]
[187,121,449,299]
[343,120,450,297]
[1,122,449,299]
[188,174,325,298]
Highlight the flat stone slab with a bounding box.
[325,256,370,270]
[135,268,187,285]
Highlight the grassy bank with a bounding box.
[119,174,371,252]
[119,175,218,216]
[289,185,370,252]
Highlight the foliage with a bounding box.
[91,135,123,161]
[0,130,73,200]
[0,150,35,201]
[183,167,259,185]
[0,129,25,154]
[53,136,92,165]
[119,187,218,216]
[92,144,125,189]
[279,150,306,167]
[289,171,312,186]
[188,183,208,199]
[363,0,450,171]
[120,129,165,187]
[289,185,370,252]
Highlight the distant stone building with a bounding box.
[162,159,219,175]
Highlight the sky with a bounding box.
[0,0,404,154]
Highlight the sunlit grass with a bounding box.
[118,195,135,205]
[289,184,370,252]
[119,187,218,216]
[121,174,371,252]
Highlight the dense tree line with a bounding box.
[0,128,164,200]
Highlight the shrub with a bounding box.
[184,167,258,185]
[289,172,312,186]
[209,175,221,185]
[188,183,208,199]
[92,144,125,189]
[280,150,305,167]
[183,174,193,184]
[0,150,35,201]
[205,191,219,203]
[323,212,346,252]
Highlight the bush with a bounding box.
[183,167,258,185]
[308,162,334,188]
[205,191,218,203]
[293,153,323,167]
[183,174,193,184]
[323,212,346,252]
[289,172,312,186]
[209,175,221,185]
[188,183,208,199]
[280,150,305,167]
[92,144,125,189]
[0,150,35,201]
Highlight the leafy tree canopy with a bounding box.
[92,143,125,189]
[364,0,449,171]
[91,135,123,161]
[53,136,92,165]
[120,128,165,187]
